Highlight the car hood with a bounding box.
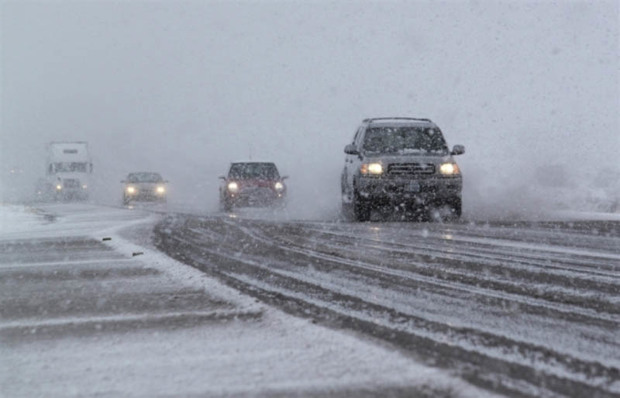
[233,179,280,188]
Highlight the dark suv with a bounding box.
[341,118,465,221]
[220,162,287,211]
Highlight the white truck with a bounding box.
[38,142,93,201]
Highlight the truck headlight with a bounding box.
[126,186,136,194]
[227,182,239,193]
[361,162,383,175]
[439,163,460,175]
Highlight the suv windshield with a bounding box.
[362,126,448,155]
[127,173,163,183]
[229,163,280,180]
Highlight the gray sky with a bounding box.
[1,0,618,216]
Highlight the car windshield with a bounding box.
[127,173,164,183]
[229,163,280,180]
[362,126,449,155]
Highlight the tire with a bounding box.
[353,191,371,222]
[222,200,233,212]
[274,199,287,210]
[436,197,461,221]
[341,190,353,221]
[450,197,462,219]
[341,179,355,221]
[341,202,352,221]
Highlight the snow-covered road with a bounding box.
[0,204,496,398]
[155,211,620,398]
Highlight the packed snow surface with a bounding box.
[0,203,498,397]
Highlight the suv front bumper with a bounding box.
[223,188,285,207]
[356,175,461,205]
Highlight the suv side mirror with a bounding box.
[344,144,359,155]
[218,176,226,180]
[281,176,289,180]
[451,145,465,156]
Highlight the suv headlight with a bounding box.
[274,182,284,191]
[227,182,239,193]
[156,186,166,194]
[360,162,383,175]
[439,163,460,176]
[126,186,136,194]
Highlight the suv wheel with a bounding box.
[450,197,462,218]
[353,191,371,222]
[221,200,233,212]
[432,197,461,221]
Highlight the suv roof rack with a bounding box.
[363,117,433,123]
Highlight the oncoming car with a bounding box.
[342,117,465,221]
[220,162,287,211]
[121,172,168,205]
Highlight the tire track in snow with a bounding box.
[154,215,620,398]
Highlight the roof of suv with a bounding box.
[363,117,434,125]
[363,118,438,130]
[230,161,276,165]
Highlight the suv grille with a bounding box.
[63,179,80,188]
[388,163,435,175]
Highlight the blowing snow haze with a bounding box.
[1,1,618,219]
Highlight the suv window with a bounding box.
[229,163,280,180]
[127,173,163,183]
[362,126,448,155]
[352,126,364,146]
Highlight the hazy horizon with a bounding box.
[2,0,618,219]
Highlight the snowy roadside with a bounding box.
[0,203,499,398]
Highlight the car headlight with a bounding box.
[439,163,460,175]
[56,184,63,191]
[360,162,383,175]
[156,186,166,194]
[227,182,239,193]
[274,182,284,191]
[82,184,88,190]
[126,186,136,194]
